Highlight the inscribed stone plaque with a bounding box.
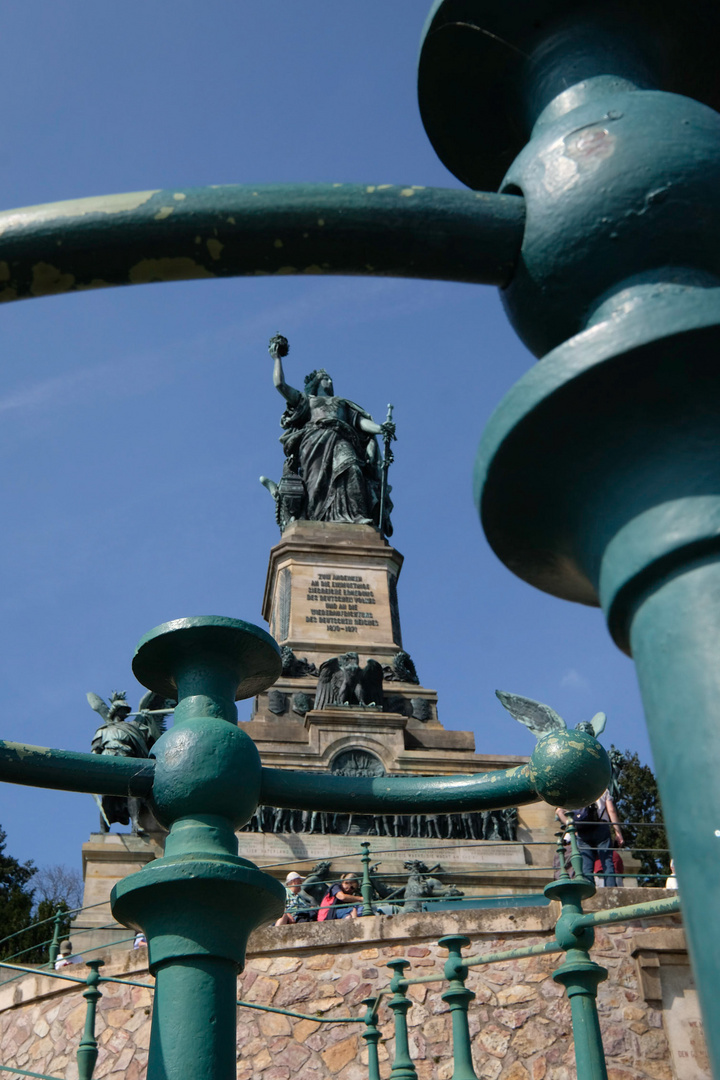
[661,964,710,1079]
[287,564,397,646]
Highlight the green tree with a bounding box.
[611,748,670,887]
[0,825,37,960]
[0,829,73,966]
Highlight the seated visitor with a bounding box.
[275,871,316,926]
[318,873,362,920]
[54,940,78,969]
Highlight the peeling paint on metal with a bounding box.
[317,218,325,226]
[0,190,159,234]
[128,257,214,284]
[0,261,10,281]
[275,266,297,275]
[273,239,283,248]
[302,265,324,274]
[154,207,175,221]
[206,238,224,261]
[172,193,187,201]
[400,188,416,197]
[227,217,236,224]
[31,262,75,296]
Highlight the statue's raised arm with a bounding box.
[269,333,301,407]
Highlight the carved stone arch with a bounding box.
[330,747,386,778]
[320,735,394,775]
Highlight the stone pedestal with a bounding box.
[75,832,163,954]
[262,520,404,664]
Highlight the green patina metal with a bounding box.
[76,961,103,1080]
[439,936,478,1080]
[0,0,715,1074]
[361,997,382,1080]
[386,959,418,1080]
[434,0,720,1064]
[236,1000,363,1024]
[46,912,63,971]
[360,841,375,917]
[0,184,524,303]
[110,618,285,1080]
[0,726,609,816]
[0,1067,62,1080]
[545,827,608,1080]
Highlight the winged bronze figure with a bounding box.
[495,690,606,740]
[315,652,384,710]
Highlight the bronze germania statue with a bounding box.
[260,334,396,534]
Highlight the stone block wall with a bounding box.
[0,891,706,1080]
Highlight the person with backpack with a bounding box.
[556,790,624,886]
[317,873,362,920]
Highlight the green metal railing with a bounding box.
[0,822,682,1080]
[0,1,716,1075]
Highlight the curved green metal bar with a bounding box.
[260,762,534,813]
[0,730,609,815]
[0,741,154,797]
[0,738,532,811]
[0,184,525,304]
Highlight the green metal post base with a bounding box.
[111,618,285,1080]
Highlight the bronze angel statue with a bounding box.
[495,690,607,739]
[87,690,175,834]
[315,652,384,710]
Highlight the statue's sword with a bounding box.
[378,403,394,537]
[91,792,112,829]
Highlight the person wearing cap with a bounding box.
[274,871,315,926]
[54,940,79,969]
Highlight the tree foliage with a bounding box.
[0,830,76,965]
[0,825,37,960]
[611,747,670,887]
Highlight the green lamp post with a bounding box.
[419,2,720,1067]
[112,617,286,1080]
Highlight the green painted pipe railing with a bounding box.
[0,184,524,304]
[0,3,715,1075]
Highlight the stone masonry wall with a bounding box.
[0,891,700,1080]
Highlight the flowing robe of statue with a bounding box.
[279,392,391,529]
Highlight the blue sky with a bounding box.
[0,2,651,875]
